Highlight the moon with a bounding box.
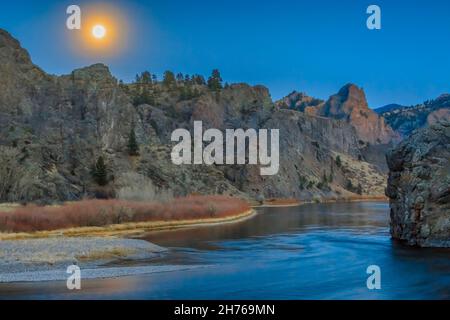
[92,25,106,39]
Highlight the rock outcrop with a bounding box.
[316,84,400,144]
[427,107,450,127]
[275,91,323,115]
[386,122,450,247]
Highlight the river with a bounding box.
[1,202,449,299]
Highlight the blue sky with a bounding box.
[0,0,449,107]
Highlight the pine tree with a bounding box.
[345,179,354,191]
[207,69,223,91]
[335,155,342,167]
[322,172,328,184]
[357,183,363,195]
[176,72,184,83]
[193,74,206,85]
[135,74,142,84]
[132,87,155,106]
[92,156,108,186]
[127,127,139,156]
[141,71,152,84]
[163,71,176,88]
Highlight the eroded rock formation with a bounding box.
[316,84,400,145]
[386,122,450,247]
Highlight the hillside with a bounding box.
[0,29,389,204]
[377,95,450,138]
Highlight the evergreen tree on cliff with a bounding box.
[92,156,108,186]
[335,155,342,167]
[163,71,176,88]
[141,71,152,84]
[208,69,223,91]
[192,74,206,85]
[127,126,140,156]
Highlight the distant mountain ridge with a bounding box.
[374,104,406,114]
[376,94,450,137]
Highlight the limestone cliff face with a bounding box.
[0,29,387,203]
[317,84,400,144]
[386,122,450,247]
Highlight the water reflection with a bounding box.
[144,202,389,249]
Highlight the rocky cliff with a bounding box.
[276,84,401,171]
[277,84,401,145]
[0,29,388,204]
[316,84,400,145]
[275,91,323,115]
[386,122,450,247]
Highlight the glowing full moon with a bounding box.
[92,25,106,39]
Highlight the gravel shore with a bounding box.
[0,265,208,283]
[0,237,167,278]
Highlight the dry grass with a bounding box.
[332,151,387,196]
[0,208,255,240]
[262,198,302,207]
[0,203,20,212]
[0,196,250,234]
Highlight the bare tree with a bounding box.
[0,146,42,203]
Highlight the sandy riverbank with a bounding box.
[0,236,172,282]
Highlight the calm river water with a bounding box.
[1,202,449,299]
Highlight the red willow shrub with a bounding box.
[0,196,250,233]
